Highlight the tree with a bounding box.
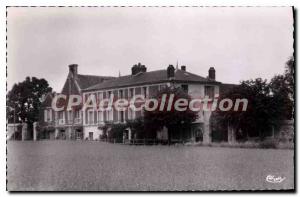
[144,86,198,144]
[7,77,52,138]
[284,56,295,117]
[269,74,293,120]
[108,123,127,143]
[126,117,145,139]
[285,56,294,97]
[213,77,292,141]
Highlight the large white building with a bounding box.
[40,63,232,143]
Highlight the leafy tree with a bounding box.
[7,77,52,137]
[126,117,145,139]
[213,77,292,141]
[269,74,293,120]
[285,56,294,98]
[144,86,198,144]
[108,123,127,143]
[284,56,295,117]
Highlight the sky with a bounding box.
[7,7,294,92]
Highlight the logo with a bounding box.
[266,175,286,183]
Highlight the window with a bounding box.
[58,111,65,124]
[75,110,80,119]
[74,110,81,124]
[128,108,134,120]
[119,89,124,100]
[119,111,125,123]
[142,86,148,98]
[85,93,90,102]
[159,84,167,91]
[107,110,113,121]
[89,132,93,140]
[129,88,134,98]
[181,84,189,93]
[128,88,135,120]
[204,86,215,98]
[44,109,52,122]
[87,110,94,124]
[60,130,66,140]
[48,109,52,121]
[68,111,73,122]
[98,92,103,103]
[108,91,112,99]
[98,111,104,123]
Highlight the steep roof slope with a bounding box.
[77,74,115,89]
[61,75,116,94]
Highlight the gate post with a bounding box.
[33,122,38,141]
[203,122,211,144]
[227,123,236,144]
[21,123,28,141]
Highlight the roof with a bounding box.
[76,74,115,89]
[61,74,116,95]
[84,69,221,91]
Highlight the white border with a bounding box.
[1,1,297,196]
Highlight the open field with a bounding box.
[7,141,294,191]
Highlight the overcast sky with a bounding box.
[7,7,293,92]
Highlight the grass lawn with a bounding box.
[7,141,294,191]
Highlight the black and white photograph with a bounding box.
[6,6,294,191]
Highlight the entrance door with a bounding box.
[89,132,93,141]
[76,129,83,140]
[195,128,203,142]
[60,130,66,140]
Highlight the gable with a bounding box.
[61,77,81,95]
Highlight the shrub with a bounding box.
[108,123,127,143]
[259,139,278,149]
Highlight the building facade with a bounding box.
[40,63,225,143]
[39,64,115,140]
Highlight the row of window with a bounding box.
[45,84,216,124]
[44,109,81,123]
[181,84,215,98]
[86,108,134,125]
[84,84,169,103]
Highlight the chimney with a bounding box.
[131,62,147,75]
[181,65,186,71]
[167,65,175,79]
[208,67,215,80]
[69,64,78,78]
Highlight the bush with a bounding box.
[259,139,278,149]
[99,133,107,140]
[108,123,127,143]
[277,142,294,149]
